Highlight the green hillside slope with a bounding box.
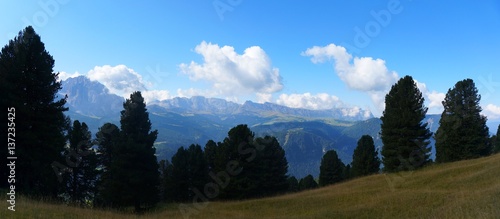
[4,153,500,218]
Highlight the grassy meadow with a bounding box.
[2,153,500,219]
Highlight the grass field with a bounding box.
[2,153,500,219]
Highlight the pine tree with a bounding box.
[100,91,159,212]
[171,147,190,202]
[319,150,345,187]
[351,135,380,177]
[204,140,218,172]
[159,159,175,202]
[287,176,299,192]
[0,26,69,197]
[94,123,120,207]
[495,125,500,154]
[298,174,318,191]
[95,123,120,171]
[218,124,255,199]
[64,120,99,205]
[186,144,209,198]
[435,79,490,162]
[253,136,289,197]
[343,164,352,180]
[381,75,431,172]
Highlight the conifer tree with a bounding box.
[435,79,490,162]
[100,91,159,212]
[204,140,218,172]
[298,174,318,191]
[171,147,190,202]
[351,135,380,177]
[287,176,299,192]
[64,120,99,205]
[0,26,69,196]
[319,150,345,186]
[94,123,120,207]
[159,159,175,202]
[381,75,431,172]
[253,136,289,197]
[495,125,500,154]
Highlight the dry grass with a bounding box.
[2,153,500,219]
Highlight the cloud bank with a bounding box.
[277,93,342,110]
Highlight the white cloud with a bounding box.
[142,90,171,104]
[302,43,399,92]
[87,65,149,98]
[415,80,446,114]
[57,71,81,81]
[427,91,446,109]
[256,93,272,103]
[483,104,500,120]
[179,41,283,98]
[276,93,342,110]
[302,43,399,113]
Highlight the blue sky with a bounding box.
[1,0,500,119]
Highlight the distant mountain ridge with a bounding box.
[59,76,124,117]
[150,97,373,121]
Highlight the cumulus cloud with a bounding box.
[302,43,399,113]
[57,71,81,81]
[142,90,171,104]
[256,93,273,103]
[302,43,399,92]
[87,65,149,98]
[415,80,446,114]
[179,41,283,98]
[483,104,500,120]
[276,93,342,110]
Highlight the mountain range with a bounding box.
[58,76,497,178]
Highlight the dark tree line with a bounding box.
[160,124,290,202]
[317,135,381,188]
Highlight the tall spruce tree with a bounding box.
[218,124,255,199]
[158,159,175,202]
[204,140,218,172]
[435,79,490,162]
[64,120,99,205]
[94,123,120,207]
[253,136,289,197]
[318,150,345,186]
[171,144,209,202]
[495,125,500,154]
[287,176,299,192]
[381,75,431,172]
[351,135,380,177]
[0,26,69,196]
[171,147,190,202]
[100,91,159,212]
